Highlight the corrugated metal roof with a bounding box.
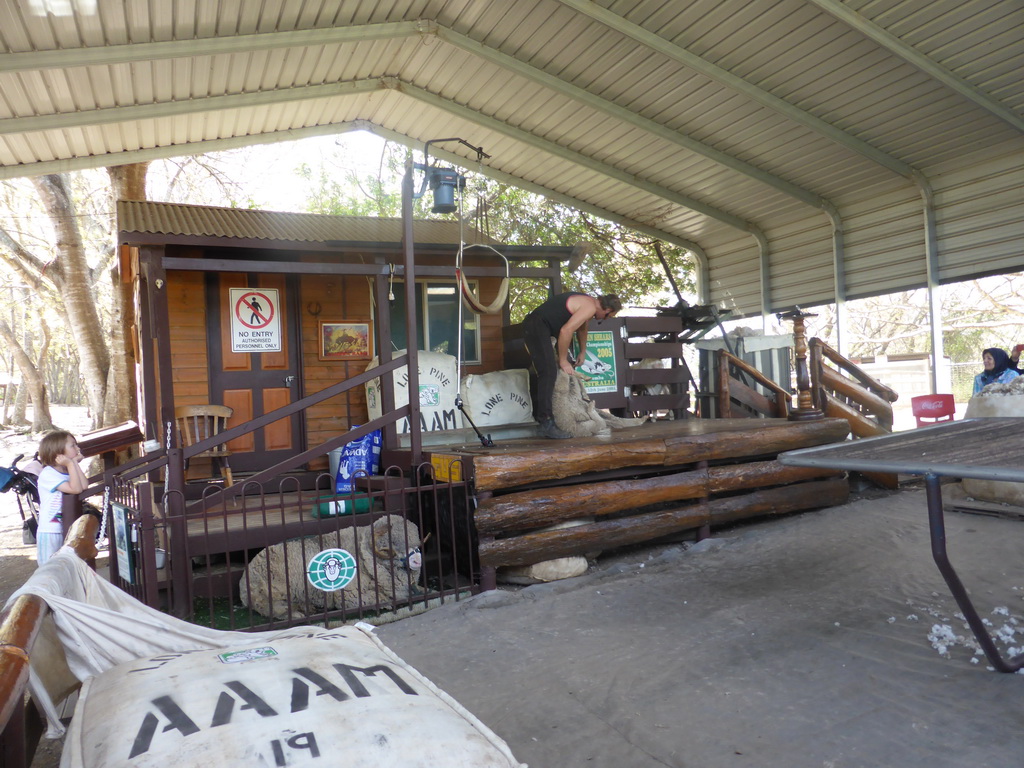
[1,0,1022,316]
[117,200,486,245]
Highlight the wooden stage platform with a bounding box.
[419,417,853,579]
[422,417,851,490]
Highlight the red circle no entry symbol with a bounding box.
[235,291,275,329]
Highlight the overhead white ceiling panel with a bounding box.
[0,0,1019,317]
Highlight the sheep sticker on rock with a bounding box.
[307,548,358,591]
[239,515,422,620]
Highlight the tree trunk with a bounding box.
[32,174,111,429]
[10,384,28,426]
[102,264,135,427]
[0,317,54,431]
[108,163,149,201]
[103,163,150,428]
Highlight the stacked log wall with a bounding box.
[472,419,851,570]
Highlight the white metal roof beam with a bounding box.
[805,0,1024,135]
[364,123,712,301]
[0,74,758,234]
[0,116,711,299]
[0,122,369,180]
[434,28,826,211]
[0,20,828,211]
[0,114,716,301]
[0,21,429,72]
[556,0,917,180]
[391,80,759,235]
[0,81,386,134]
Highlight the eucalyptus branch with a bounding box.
[0,225,54,293]
[36,318,50,368]
[0,314,37,375]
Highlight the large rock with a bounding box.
[239,514,422,620]
[961,379,1024,504]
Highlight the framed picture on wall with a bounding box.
[319,321,374,361]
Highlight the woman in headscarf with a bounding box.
[972,347,1019,395]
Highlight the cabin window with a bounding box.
[387,280,481,363]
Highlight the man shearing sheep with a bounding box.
[522,292,621,439]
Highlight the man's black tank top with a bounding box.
[529,292,587,336]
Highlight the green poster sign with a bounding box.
[580,330,618,394]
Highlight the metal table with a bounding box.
[779,417,1024,673]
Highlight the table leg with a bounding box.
[925,474,1024,673]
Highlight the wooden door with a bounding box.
[207,272,304,473]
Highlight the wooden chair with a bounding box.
[910,394,955,428]
[174,405,234,486]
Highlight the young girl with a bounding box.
[36,430,88,564]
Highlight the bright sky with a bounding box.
[233,131,391,213]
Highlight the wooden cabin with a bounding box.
[116,200,560,472]
[108,198,852,625]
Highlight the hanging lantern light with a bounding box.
[427,167,467,214]
[411,138,488,214]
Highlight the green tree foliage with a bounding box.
[295,140,697,321]
[298,141,404,217]
[469,180,694,321]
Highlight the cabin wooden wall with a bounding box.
[160,263,510,472]
[299,273,372,461]
[297,272,507,462]
[168,270,210,405]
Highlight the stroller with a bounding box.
[0,453,41,545]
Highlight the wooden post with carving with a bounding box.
[777,307,823,421]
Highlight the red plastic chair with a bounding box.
[910,394,955,428]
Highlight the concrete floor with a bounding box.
[377,486,1024,768]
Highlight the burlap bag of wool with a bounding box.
[961,377,1024,505]
[460,368,534,427]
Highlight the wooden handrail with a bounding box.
[94,353,412,505]
[715,350,791,418]
[819,366,894,423]
[809,337,896,435]
[811,339,898,402]
[0,515,99,754]
[183,353,408,459]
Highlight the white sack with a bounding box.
[62,627,524,768]
[365,350,461,432]
[499,556,589,585]
[5,550,525,768]
[460,369,534,427]
[498,519,594,585]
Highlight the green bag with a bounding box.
[312,495,374,518]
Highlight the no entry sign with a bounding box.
[230,288,282,353]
